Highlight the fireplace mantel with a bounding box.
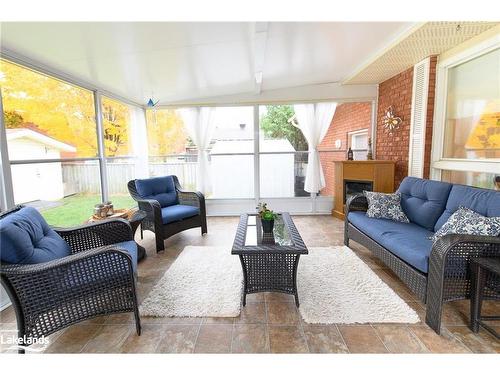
[332,160,396,220]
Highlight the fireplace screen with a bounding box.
[344,180,373,203]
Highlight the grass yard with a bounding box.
[40,194,136,227]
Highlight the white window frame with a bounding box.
[430,34,500,180]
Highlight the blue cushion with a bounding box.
[135,176,178,208]
[348,211,434,273]
[113,240,138,273]
[397,177,453,231]
[435,185,500,232]
[161,205,200,224]
[0,207,71,264]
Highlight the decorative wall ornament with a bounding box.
[382,106,402,134]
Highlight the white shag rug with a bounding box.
[140,245,419,324]
[139,246,243,317]
[297,247,419,324]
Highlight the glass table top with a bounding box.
[244,213,293,246]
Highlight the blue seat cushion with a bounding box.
[112,240,138,273]
[397,177,453,231]
[435,184,500,232]
[161,205,199,224]
[135,176,178,208]
[0,207,71,264]
[348,211,434,273]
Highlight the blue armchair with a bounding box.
[0,205,141,353]
[127,175,207,251]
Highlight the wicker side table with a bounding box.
[470,257,500,339]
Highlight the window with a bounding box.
[145,108,194,189]
[349,129,369,160]
[259,105,308,198]
[0,60,101,226]
[210,106,254,199]
[1,59,98,159]
[443,48,500,160]
[432,39,500,185]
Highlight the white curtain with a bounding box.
[178,107,216,194]
[294,102,337,193]
[130,106,149,179]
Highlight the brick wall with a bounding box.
[375,56,437,188]
[318,102,372,196]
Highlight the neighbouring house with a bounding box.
[6,127,76,203]
[210,139,295,198]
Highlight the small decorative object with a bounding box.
[94,204,105,217]
[347,147,354,160]
[367,137,373,160]
[382,106,402,134]
[335,139,342,149]
[257,202,278,234]
[104,201,114,216]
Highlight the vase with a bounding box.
[261,219,274,234]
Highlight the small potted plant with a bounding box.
[257,202,277,234]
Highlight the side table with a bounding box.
[470,257,500,339]
[129,210,147,262]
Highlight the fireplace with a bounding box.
[343,180,373,204]
[332,160,396,219]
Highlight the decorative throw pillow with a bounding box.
[431,206,500,243]
[364,191,409,223]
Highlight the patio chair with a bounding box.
[0,205,141,353]
[127,175,207,252]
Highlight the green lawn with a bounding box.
[40,194,136,227]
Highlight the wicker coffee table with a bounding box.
[232,213,308,307]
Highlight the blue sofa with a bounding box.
[127,175,207,251]
[344,177,500,334]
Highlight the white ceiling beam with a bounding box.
[252,22,268,94]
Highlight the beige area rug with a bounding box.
[139,245,419,324]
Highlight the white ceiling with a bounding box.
[0,22,413,105]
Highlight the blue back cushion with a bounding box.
[435,185,500,232]
[135,176,178,208]
[0,207,71,264]
[397,177,453,231]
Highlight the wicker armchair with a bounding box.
[344,193,500,334]
[127,175,207,252]
[0,206,141,353]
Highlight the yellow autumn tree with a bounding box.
[146,109,188,156]
[0,60,132,157]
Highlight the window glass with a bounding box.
[12,160,101,227]
[1,59,98,159]
[145,109,194,189]
[259,105,309,198]
[443,48,500,160]
[101,96,133,157]
[441,170,499,191]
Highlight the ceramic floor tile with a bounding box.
[266,302,300,325]
[372,325,429,353]
[268,325,308,353]
[302,325,349,353]
[194,324,233,353]
[155,325,199,353]
[231,324,269,353]
[338,325,388,353]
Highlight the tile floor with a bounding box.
[1,215,499,354]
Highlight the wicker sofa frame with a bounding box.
[0,205,141,353]
[127,175,207,252]
[344,193,500,334]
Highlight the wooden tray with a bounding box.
[88,209,132,222]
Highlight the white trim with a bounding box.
[6,128,76,152]
[0,87,15,210]
[343,22,424,84]
[94,92,108,203]
[431,33,500,180]
[347,129,369,136]
[408,57,430,178]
